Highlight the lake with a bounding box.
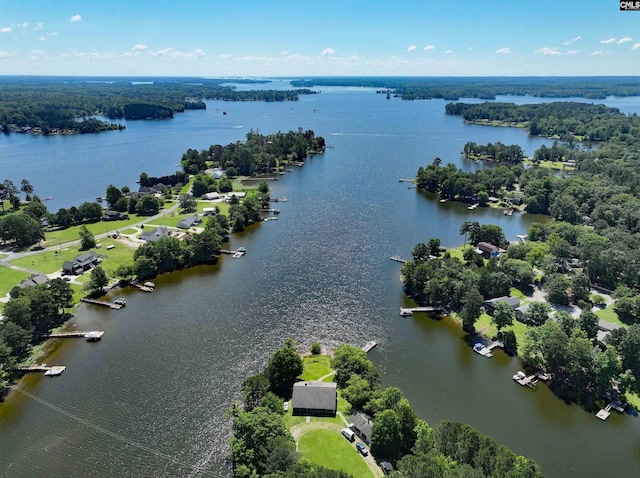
[1,86,640,477]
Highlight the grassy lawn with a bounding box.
[0,265,30,297]
[298,428,373,478]
[299,355,333,381]
[474,312,529,354]
[625,392,640,410]
[595,306,626,327]
[11,237,137,277]
[44,218,139,246]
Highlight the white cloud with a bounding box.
[39,36,46,41]
[48,32,59,37]
[0,50,16,58]
[563,35,581,46]
[280,51,288,55]
[321,48,335,56]
[632,43,640,50]
[407,45,417,52]
[16,22,28,29]
[496,48,512,54]
[70,15,82,23]
[445,50,453,54]
[591,50,605,56]
[150,47,204,60]
[219,53,232,58]
[566,50,578,55]
[133,44,148,51]
[0,27,11,33]
[423,44,435,51]
[600,38,615,44]
[33,22,44,32]
[618,37,633,44]
[535,46,560,56]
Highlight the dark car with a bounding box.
[356,442,368,456]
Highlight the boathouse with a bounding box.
[476,242,501,258]
[349,412,373,445]
[291,381,337,417]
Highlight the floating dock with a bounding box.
[400,306,445,316]
[14,365,66,376]
[80,298,124,309]
[597,404,613,421]
[129,282,154,293]
[45,331,104,341]
[362,341,377,353]
[468,203,479,210]
[390,256,407,263]
[513,371,538,387]
[220,249,246,258]
[398,179,414,183]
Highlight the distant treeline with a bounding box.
[290,76,640,100]
[446,101,640,143]
[463,141,524,162]
[0,77,316,133]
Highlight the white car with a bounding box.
[283,401,289,412]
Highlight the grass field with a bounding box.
[299,355,333,381]
[595,306,625,327]
[298,428,374,478]
[0,265,30,297]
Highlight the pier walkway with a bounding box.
[44,331,104,341]
[362,341,377,353]
[14,365,66,376]
[80,298,124,309]
[391,256,407,263]
[400,306,445,316]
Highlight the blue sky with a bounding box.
[1,0,639,77]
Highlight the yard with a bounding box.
[0,266,30,297]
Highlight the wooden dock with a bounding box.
[14,365,66,376]
[597,404,613,421]
[513,371,538,387]
[398,178,414,183]
[391,256,407,263]
[220,249,246,258]
[129,282,154,292]
[400,306,444,316]
[45,331,104,341]
[80,298,124,309]
[362,341,377,353]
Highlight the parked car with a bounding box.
[356,442,368,456]
[283,401,289,412]
[341,428,355,442]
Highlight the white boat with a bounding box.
[114,298,126,306]
[513,371,526,382]
[473,343,493,357]
[143,282,156,289]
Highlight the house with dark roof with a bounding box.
[291,381,337,417]
[16,274,49,289]
[62,251,100,275]
[476,242,501,258]
[177,216,202,229]
[596,319,622,345]
[140,226,171,242]
[349,412,373,445]
[103,210,129,221]
[483,296,521,315]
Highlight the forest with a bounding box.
[290,76,640,100]
[0,77,316,134]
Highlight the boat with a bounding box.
[504,208,513,216]
[473,343,493,357]
[513,371,526,382]
[96,197,103,202]
[400,309,413,317]
[114,298,126,306]
[45,196,53,200]
[85,331,104,341]
[439,198,448,203]
[237,246,246,253]
[468,203,479,210]
[143,282,156,289]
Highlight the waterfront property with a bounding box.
[62,251,100,275]
[483,296,521,315]
[349,412,373,445]
[476,241,501,258]
[177,216,202,229]
[102,210,129,221]
[16,273,49,290]
[291,381,337,417]
[140,226,171,242]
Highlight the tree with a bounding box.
[545,274,570,305]
[264,339,303,398]
[412,243,430,264]
[341,374,374,411]
[79,225,96,250]
[571,272,591,304]
[579,310,599,340]
[20,179,34,200]
[179,194,197,213]
[331,343,380,388]
[460,221,474,249]
[0,321,31,357]
[497,330,518,355]
[136,194,160,215]
[310,342,321,355]
[460,288,483,333]
[370,409,402,460]
[105,184,123,207]
[242,373,270,411]
[89,266,109,293]
[427,237,441,256]
[78,201,103,222]
[492,301,515,331]
[523,302,551,326]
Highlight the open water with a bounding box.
[1,85,640,477]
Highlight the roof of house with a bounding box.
[598,319,622,332]
[484,296,521,309]
[477,242,499,253]
[17,274,49,289]
[140,226,170,242]
[292,381,337,411]
[349,412,373,437]
[76,251,98,264]
[177,216,201,229]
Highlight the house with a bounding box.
[177,216,202,229]
[203,192,221,201]
[484,296,521,315]
[140,226,171,242]
[211,168,225,179]
[515,303,530,322]
[16,274,49,289]
[102,210,129,221]
[62,251,100,275]
[476,242,501,258]
[291,381,337,417]
[349,412,373,445]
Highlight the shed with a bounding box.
[291,381,337,417]
[349,412,373,445]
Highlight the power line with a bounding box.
[11,386,225,478]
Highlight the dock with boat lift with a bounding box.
[129,282,154,293]
[44,331,104,341]
[400,306,445,316]
[14,365,67,376]
[220,249,246,258]
[80,298,125,309]
[391,255,407,263]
